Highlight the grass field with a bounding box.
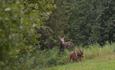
[47,44,115,70]
[48,54,115,70]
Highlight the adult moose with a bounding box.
[59,36,74,52]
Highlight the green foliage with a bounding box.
[68,0,115,45]
[0,0,55,69]
[46,0,74,35]
[36,26,56,50]
[46,0,115,46]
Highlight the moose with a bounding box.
[69,48,83,62]
[59,36,83,62]
[59,36,74,52]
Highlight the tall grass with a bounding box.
[47,43,115,70]
[0,43,115,70]
[83,43,115,59]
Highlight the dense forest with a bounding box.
[0,0,115,70]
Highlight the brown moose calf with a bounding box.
[70,48,83,62]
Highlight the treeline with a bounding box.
[44,0,115,47]
[0,0,115,69]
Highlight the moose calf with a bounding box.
[70,48,83,62]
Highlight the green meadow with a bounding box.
[48,57,115,70]
[48,44,115,70]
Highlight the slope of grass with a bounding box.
[48,54,115,70]
[47,43,115,70]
